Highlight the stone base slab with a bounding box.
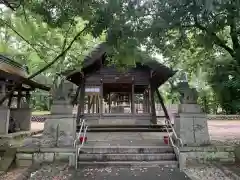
[178,104,202,113]
[174,113,210,146]
[42,117,75,147]
[0,131,32,147]
[16,148,74,167]
[179,146,235,170]
[50,104,73,115]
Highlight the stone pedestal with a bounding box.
[174,104,210,146]
[10,108,32,131]
[41,115,76,147]
[0,107,10,134]
[50,100,73,115]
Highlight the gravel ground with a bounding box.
[0,168,27,180]
[28,163,73,180]
[184,164,235,180]
[1,163,238,180]
[27,163,191,180]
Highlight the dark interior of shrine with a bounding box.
[103,83,147,95]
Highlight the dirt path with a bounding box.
[208,120,240,141]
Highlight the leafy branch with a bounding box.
[0,24,90,104]
[0,18,48,63]
[193,17,235,58]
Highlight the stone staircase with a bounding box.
[77,145,178,167]
[75,124,177,168]
[77,124,173,132]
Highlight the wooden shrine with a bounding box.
[64,43,176,125]
[0,55,50,134]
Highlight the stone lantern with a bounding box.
[173,73,210,146]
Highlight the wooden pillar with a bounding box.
[92,95,95,113]
[87,96,90,113]
[148,85,151,113]
[24,91,31,108]
[7,93,13,107]
[17,90,22,108]
[108,92,111,113]
[150,85,157,124]
[143,92,146,113]
[76,76,85,125]
[96,95,99,113]
[0,83,7,106]
[144,91,148,113]
[26,91,30,104]
[131,77,135,115]
[150,71,157,124]
[100,79,103,118]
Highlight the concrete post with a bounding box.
[0,107,10,134]
[174,104,210,146]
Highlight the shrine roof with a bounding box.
[0,55,50,91]
[64,43,176,87]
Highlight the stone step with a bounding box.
[83,124,172,128]
[77,125,173,133]
[80,146,174,154]
[77,160,178,168]
[81,138,168,146]
[85,128,171,132]
[78,153,176,161]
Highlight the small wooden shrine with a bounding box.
[0,55,50,135]
[64,43,176,125]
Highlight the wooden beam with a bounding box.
[145,90,149,113]
[26,91,30,104]
[92,95,95,113]
[96,95,99,113]
[108,92,111,113]
[150,85,157,124]
[17,90,21,108]
[76,76,85,125]
[100,79,103,118]
[87,96,91,113]
[131,77,135,115]
[156,89,170,120]
[7,93,13,107]
[71,84,80,105]
[150,71,157,124]
[89,95,94,112]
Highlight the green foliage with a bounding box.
[207,54,240,114]
[0,7,103,110]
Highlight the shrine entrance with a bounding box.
[103,83,132,114]
[80,80,153,125]
[65,43,176,125]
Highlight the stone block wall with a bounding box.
[179,146,235,170]
[16,147,74,167]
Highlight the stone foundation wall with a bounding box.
[30,114,240,122]
[179,146,235,170]
[16,147,74,167]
